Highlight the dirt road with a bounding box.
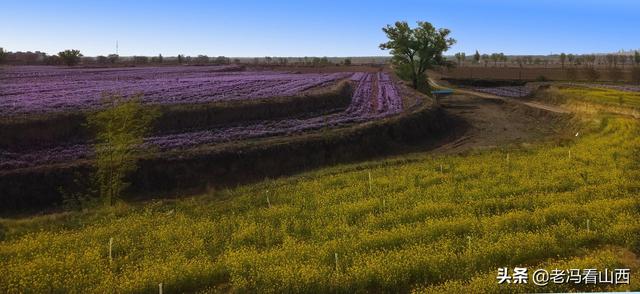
[452,88,570,114]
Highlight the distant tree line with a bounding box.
[448,49,640,84]
[0,49,366,67]
[449,50,640,69]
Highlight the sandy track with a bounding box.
[452,88,570,114]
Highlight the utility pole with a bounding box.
[116,40,119,55]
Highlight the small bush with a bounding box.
[535,75,548,82]
[87,94,159,206]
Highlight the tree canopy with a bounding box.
[87,94,159,206]
[58,49,82,66]
[379,21,455,90]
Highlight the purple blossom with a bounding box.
[0,66,351,115]
[474,86,532,98]
[0,72,404,170]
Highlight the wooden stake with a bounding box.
[368,172,372,193]
[108,237,113,263]
[334,253,339,271]
[158,283,163,294]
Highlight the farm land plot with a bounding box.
[0,67,405,170]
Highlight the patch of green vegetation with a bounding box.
[1,116,639,293]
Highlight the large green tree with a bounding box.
[58,49,82,66]
[380,21,455,90]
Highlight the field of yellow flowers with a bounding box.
[539,86,640,118]
[1,111,639,292]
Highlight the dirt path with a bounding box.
[427,77,570,114]
[416,77,572,152]
[453,88,570,114]
[433,93,569,153]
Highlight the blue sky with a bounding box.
[1,0,638,57]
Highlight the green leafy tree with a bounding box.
[473,50,480,64]
[87,94,159,206]
[559,53,566,69]
[58,49,82,66]
[379,21,455,90]
[343,58,352,66]
[177,54,184,64]
[635,51,640,66]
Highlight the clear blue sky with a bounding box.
[1,0,638,57]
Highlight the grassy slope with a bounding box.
[538,86,640,117]
[1,118,639,292]
[558,87,640,108]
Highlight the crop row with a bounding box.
[0,66,351,115]
[1,116,638,293]
[0,73,403,170]
[558,82,640,93]
[473,86,532,98]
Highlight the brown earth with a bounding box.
[433,92,571,153]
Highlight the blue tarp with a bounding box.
[431,89,454,95]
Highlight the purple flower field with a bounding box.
[473,86,532,98]
[0,72,403,170]
[0,65,351,115]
